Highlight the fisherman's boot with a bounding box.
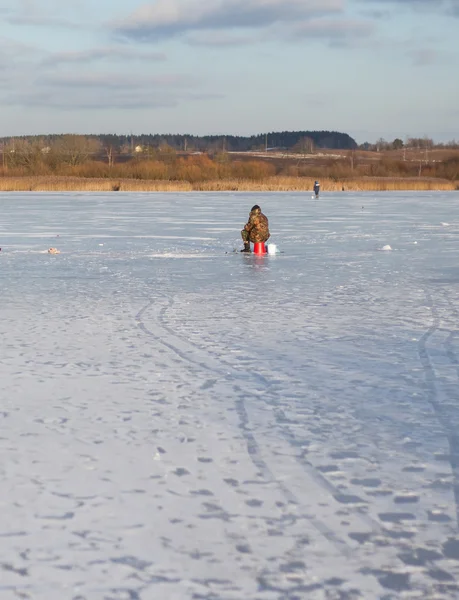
[240,242,251,253]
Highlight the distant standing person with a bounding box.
[240,204,270,252]
[313,180,320,198]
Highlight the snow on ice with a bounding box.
[1,190,459,599]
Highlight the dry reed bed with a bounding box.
[0,175,455,192]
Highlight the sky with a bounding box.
[0,0,458,144]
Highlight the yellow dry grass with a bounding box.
[0,175,455,192]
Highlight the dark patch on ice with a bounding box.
[329,451,360,460]
[428,479,453,490]
[363,569,410,591]
[427,568,455,581]
[235,543,252,554]
[1,563,28,577]
[326,577,346,586]
[275,409,298,424]
[349,532,372,544]
[317,464,340,473]
[200,379,217,390]
[281,436,309,448]
[402,465,425,473]
[36,512,74,520]
[435,583,459,595]
[350,478,381,487]
[279,561,306,573]
[189,549,213,560]
[267,529,283,536]
[377,571,411,591]
[111,556,152,571]
[223,478,239,487]
[245,499,263,507]
[380,513,413,531]
[428,510,452,522]
[365,490,393,497]
[241,479,270,486]
[334,494,366,504]
[198,512,231,522]
[398,547,442,566]
[201,502,221,512]
[174,467,190,477]
[190,489,214,496]
[105,588,141,599]
[393,494,420,504]
[434,453,452,462]
[197,457,213,463]
[442,538,459,560]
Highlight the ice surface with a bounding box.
[1,190,459,598]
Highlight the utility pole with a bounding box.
[265,133,267,153]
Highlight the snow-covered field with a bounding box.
[1,191,459,599]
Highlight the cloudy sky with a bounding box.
[0,0,458,143]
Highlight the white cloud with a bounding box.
[40,71,199,90]
[42,46,166,66]
[0,67,221,111]
[407,48,439,66]
[3,87,223,110]
[185,31,255,47]
[112,0,344,41]
[291,17,375,42]
[6,14,81,28]
[360,0,459,17]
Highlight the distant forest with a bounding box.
[0,130,358,152]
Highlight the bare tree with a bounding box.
[50,135,101,167]
[293,136,315,156]
[375,138,389,152]
[105,144,116,168]
[347,149,358,171]
[5,139,44,172]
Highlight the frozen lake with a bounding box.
[1,190,459,599]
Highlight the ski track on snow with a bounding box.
[136,296,355,555]
[417,291,459,528]
[135,290,435,595]
[4,192,459,599]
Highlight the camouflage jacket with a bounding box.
[243,207,270,243]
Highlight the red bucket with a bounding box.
[253,242,266,255]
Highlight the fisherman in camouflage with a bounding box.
[240,204,270,252]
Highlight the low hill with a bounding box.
[0,130,358,152]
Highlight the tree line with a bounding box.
[361,136,459,151]
[0,130,358,155]
[0,135,457,183]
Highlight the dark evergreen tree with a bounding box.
[0,130,358,153]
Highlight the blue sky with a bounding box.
[0,0,458,144]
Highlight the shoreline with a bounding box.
[0,175,456,192]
